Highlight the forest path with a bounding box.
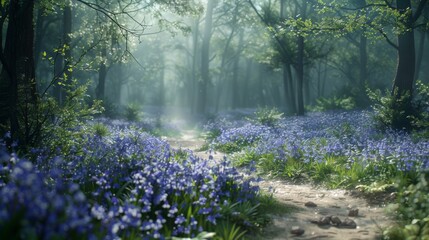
[165,130,394,240]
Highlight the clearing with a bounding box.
[166,129,394,240]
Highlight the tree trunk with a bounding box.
[359,32,367,89]
[215,8,237,112]
[415,31,426,81]
[190,18,199,114]
[231,31,242,109]
[197,0,215,115]
[96,46,107,101]
[280,0,297,114]
[34,7,46,69]
[0,0,36,145]
[258,64,266,106]
[283,63,296,113]
[392,0,415,97]
[242,58,252,108]
[53,4,72,105]
[62,3,72,104]
[295,35,305,115]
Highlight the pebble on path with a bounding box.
[291,226,305,236]
[305,201,318,208]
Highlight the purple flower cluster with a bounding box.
[215,123,271,147]
[209,110,429,171]
[0,121,259,239]
[0,152,92,239]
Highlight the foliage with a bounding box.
[384,171,429,240]
[92,122,109,137]
[0,119,263,239]
[207,110,429,189]
[11,80,103,155]
[211,124,270,154]
[124,103,140,122]
[411,81,429,138]
[368,88,414,131]
[368,81,429,131]
[251,108,284,127]
[101,100,121,119]
[214,222,246,240]
[308,96,356,112]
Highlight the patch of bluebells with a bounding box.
[215,123,271,147]
[0,121,260,239]
[0,149,93,239]
[208,110,429,172]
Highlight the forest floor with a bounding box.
[166,129,395,240]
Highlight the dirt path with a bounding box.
[165,130,394,240]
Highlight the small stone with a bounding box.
[310,216,332,226]
[348,208,359,217]
[340,218,357,229]
[387,192,397,201]
[319,216,332,225]
[291,226,305,236]
[305,201,318,208]
[330,216,342,226]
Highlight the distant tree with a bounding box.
[0,0,202,147]
[197,0,216,115]
[249,0,327,115]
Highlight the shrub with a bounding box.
[309,96,355,112]
[34,81,102,156]
[92,122,109,137]
[252,108,283,127]
[124,103,140,121]
[368,81,429,131]
[101,99,120,119]
[384,171,429,239]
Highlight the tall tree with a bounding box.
[197,0,216,115]
[0,0,37,144]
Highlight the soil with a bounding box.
[165,130,395,240]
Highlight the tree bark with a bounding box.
[197,0,215,115]
[231,31,243,110]
[283,63,296,113]
[96,46,107,101]
[359,32,367,89]
[415,31,426,81]
[392,0,415,97]
[0,0,36,144]
[280,0,297,114]
[295,35,305,115]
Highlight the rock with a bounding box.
[290,226,305,236]
[387,192,397,202]
[310,216,331,226]
[348,208,359,217]
[330,216,342,226]
[340,218,357,229]
[319,216,332,225]
[305,201,318,208]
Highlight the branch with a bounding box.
[42,37,102,97]
[309,0,395,11]
[75,0,147,38]
[378,32,399,50]
[247,0,294,64]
